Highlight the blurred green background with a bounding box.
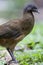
[0,0,33,19]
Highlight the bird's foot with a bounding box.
[10,59,18,63]
[4,59,18,65]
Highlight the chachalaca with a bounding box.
[0,4,38,64]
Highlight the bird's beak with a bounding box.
[35,9,39,13]
[33,9,39,14]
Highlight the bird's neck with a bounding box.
[21,12,34,35]
[23,12,34,19]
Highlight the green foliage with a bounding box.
[14,23,43,65]
[0,60,6,65]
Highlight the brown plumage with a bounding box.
[0,4,38,63]
[0,13,34,51]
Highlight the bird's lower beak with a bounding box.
[35,9,39,13]
[33,9,39,13]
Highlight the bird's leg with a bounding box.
[7,48,18,63]
[4,48,18,65]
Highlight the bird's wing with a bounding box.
[0,20,22,39]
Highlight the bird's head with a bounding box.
[24,4,39,14]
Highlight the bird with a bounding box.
[0,4,38,64]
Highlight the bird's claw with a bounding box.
[4,60,18,65]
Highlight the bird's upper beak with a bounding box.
[33,9,39,13]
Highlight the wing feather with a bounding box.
[0,21,21,39]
